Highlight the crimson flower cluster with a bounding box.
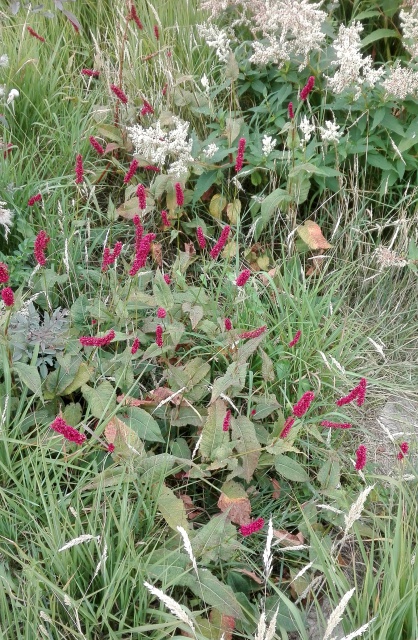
[320,421,352,429]
[136,184,147,209]
[28,193,42,206]
[154,25,160,40]
[129,231,156,277]
[155,325,163,347]
[336,378,367,407]
[235,268,251,287]
[280,416,295,439]
[288,102,294,119]
[288,330,301,347]
[34,230,50,266]
[239,325,267,339]
[235,137,246,173]
[224,318,232,331]
[82,68,100,78]
[79,329,115,347]
[175,183,184,207]
[355,445,367,470]
[157,307,166,319]
[128,4,143,29]
[50,416,86,445]
[75,154,84,184]
[141,100,154,116]
[292,391,315,418]
[397,442,409,460]
[222,410,231,432]
[89,136,105,155]
[1,287,14,307]
[27,26,45,42]
[240,517,265,537]
[131,337,140,355]
[124,159,139,183]
[300,76,315,100]
[196,227,206,249]
[110,84,128,104]
[210,225,230,259]
[0,262,9,284]
[101,241,123,272]
[161,210,170,227]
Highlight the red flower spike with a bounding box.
[355,445,367,471]
[50,416,86,445]
[128,4,143,29]
[140,100,154,116]
[196,227,206,249]
[161,210,170,227]
[336,378,367,408]
[397,441,409,460]
[292,391,315,418]
[136,184,146,210]
[107,443,115,453]
[320,421,352,429]
[129,233,155,276]
[288,102,294,119]
[1,287,14,307]
[28,193,42,206]
[210,225,231,259]
[110,84,128,104]
[131,337,140,354]
[240,517,265,537]
[156,325,163,348]
[75,154,84,184]
[154,25,160,40]
[0,263,9,284]
[300,76,315,100]
[235,268,251,287]
[89,136,105,155]
[79,329,115,347]
[224,318,232,331]
[101,241,122,271]
[239,325,267,340]
[235,137,246,173]
[143,165,160,172]
[223,410,231,432]
[124,159,139,183]
[163,274,171,284]
[82,69,100,78]
[280,416,295,439]
[288,330,301,347]
[157,307,167,319]
[34,230,50,266]
[27,26,45,42]
[175,183,184,207]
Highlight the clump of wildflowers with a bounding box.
[34,230,50,266]
[210,225,231,259]
[50,416,86,445]
[336,378,367,407]
[240,517,265,536]
[79,329,115,347]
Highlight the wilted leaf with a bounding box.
[179,494,202,519]
[233,569,263,585]
[218,480,251,525]
[157,484,189,531]
[210,609,236,640]
[297,220,332,250]
[231,416,260,482]
[209,194,227,219]
[226,199,241,224]
[225,117,242,145]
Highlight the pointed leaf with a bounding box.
[119,406,164,442]
[297,220,332,250]
[200,400,229,460]
[275,454,309,482]
[81,381,116,419]
[210,361,247,403]
[13,362,43,398]
[157,484,189,531]
[180,569,243,619]
[231,416,260,482]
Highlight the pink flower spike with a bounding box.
[240,517,265,537]
[239,325,267,340]
[129,232,155,276]
[34,230,50,266]
[163,274,171,284]
[397,441,409,460]
[140,100,154,116]
[110,84,128,104]
[157,307,167,319]
[1,287,14,307]
[27,26,45,42]
[223,409,231,432]
[235,137,246,173]
[131,337,140,354]
[292,391,315,418]
[336,378,367,407]
[89,136,105,155]
[79,329,115,347]
[82,68,100,78]
[75,154,84,184]
[196,227,206,249]
[320,421,352,429]
[300,76,315,100]
[124,159,139,183]
[280,416,295,439]
[156,325,163,348]
[355,445,367,471]
[224,318,232,331]
[235,268,251,287]
[210,225,231,259]
[288,330,301,347]
[154,25,160,40]
[175,182,184,207]
[101,241,122,271]
[107,443,115,453]
[50,416,86,445]
[0,263,9,284]
[129,4,143,29]
[288,102,294,119]
[161,210,170,227]
[136,184,146,209]
[28,193,42,206]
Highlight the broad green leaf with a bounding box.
[157,484,189,531]
[153,270,174,311]
[232,416,260,482]
[81,381,116,419]
[191,514,240,564]
[275,454,309,482]
[13,362,43,398]
[225,117,242,145]
[82,467,136,492]
[366,153,394,172]
[182,357,211,389]
[192,170,218,204]
[260,348,274,382]
[119,406,164,442]
[210,361,247,403]
[63,402,82,427]
[236,332,266,365]
[361,28,400,48]
[200,400,230,460]
[287,175,310,205]
[60,363,92,396]
[317,458,340,489]
[180,569,243,619]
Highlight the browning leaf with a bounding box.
[217,480,251,525]
[297,220,332,250]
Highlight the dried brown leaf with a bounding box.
[297,220,332,250]
[273,529,304,546]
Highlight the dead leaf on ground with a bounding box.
[179,493,203,520]
[151,242,162,266]
[273,529,304,546]
[218,480,251,525]
[297,220,332,250]
[270,477,281,499]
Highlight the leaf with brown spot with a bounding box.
[297,220,332,250]
[104,416,145,459]
[210,609,236,640]
[226,199,241,224]
[218,480,251,525]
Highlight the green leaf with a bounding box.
[180,569,243,620]
[366,153,394,172]
[317,458,341,489]
[96,124,123,144]
[60,363,92,396]
[81,381,116,419]
[287,175,310,205]
[210,361,247,403]
[62,402,83,427]
[236,331,267,365]
[200,400,230,460]
[232,416,260,482]
[275,454,309,482]
[119,406,164,443]
[257,188,292,239]
[192,170,218,204]
[13,362,43,398]
[157,484,189,531]
[153,269,174,311]
[361,28,400,48]
[191,514,240,564]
